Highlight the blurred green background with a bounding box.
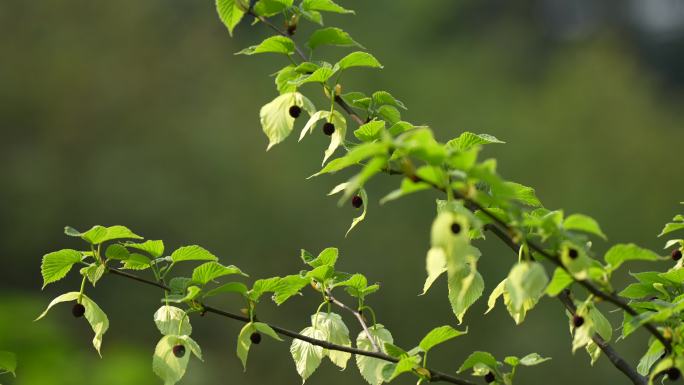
[2,0,684,384]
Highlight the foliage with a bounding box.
[23,1,684,385]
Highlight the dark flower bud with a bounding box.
[484,371,495,383]
[323,122,335,136]
[568,248,579,260]
[289,105,302,118]
[173,344,186,358]
[572,315,584,328]
[352,195,363,209]
[451,222,462,235]
[666,367,681,381]
[72,303,86,318]
[250,332,262,345]
[672,249,682,261]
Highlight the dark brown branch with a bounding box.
[107,268,476,385]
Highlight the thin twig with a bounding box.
[326,289,380,352]
[107,268,476,385]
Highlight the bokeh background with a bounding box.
[2,0,684,384]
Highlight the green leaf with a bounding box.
[386,356,419,381]
[216,0,246,36]
[152,335,202,385]
[356,325,393,385]
[289,67,336,86]
[313,312,352,369]
[237,322,283,370]
[275,65,299,94]
[191,262,245,285]
[154,306,192,336]
[448,265,484,323]
[354,120,385,142]
[170,245,219,263]
[637,339,664,376]
[372,91,406,110]
[237,35,295,56]
[261,92,315,150]
[564,214,607,240]
[80,225,142,245]
[204,282,249,298]
[380,177,431,205]
[273,274,309,305]
[492,181,542,207]
[35,292,109,356]
[421,247,447,295]
[418,325,467,352]
[249,277,282,302]
[253,0,292,16]
[604,243,660,272]
[307,27,363,51]
[312,142,387,177]
[120,253,151,270]
[124,240,165,258]
[335,51,382,71]
[301,247,338,268]
[299,110,347,164]
[505,262,548,312]
[290,326,326,382]
[445,132,504,152]
[659,222,684,237]
[0,351,17,377]
[80,264,106,287]
[105,244,129,260]
[458,351,498,373]
[41,249,82,288]
[377,105,401,124]
[545,267,573,297]
[301,0,354,14]
[517,353,551,366]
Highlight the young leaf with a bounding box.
[216,0,246,36]
[191,261,245,285]
[307,27,363,51]
[170,245,219,263]
[261,92,315,150]
[105,244,129,260]
[448,263,484,323]
[371,91,406,110]
[458,351,499,374]
[124,240,164,258]
[0,351,17,377]
[237,322,282,369]
[41,249,82,288]
[290,326,326,382]
[545,267,573,297]
[301,247,339,268]
[445,132,504,152]
[517,353,551,366]
[121,253,152,270]
[563,214,607,240]
[313,142,387,177]
[204,282,249,298]
[354,120,385,142]
[272,274,309,305]
[380,178,431,205]
[35,292,109,356]
[637,339,664,375]
[421,247,447,295]
[152,335,202,385]
[418,325,467,352]
[154,306,192,336]
[253,0,293,16]
[356,325,393,385]
[505,262,548,312]
[604,243,660,272]
[301,0,354,14]
[335,52,382,71]
[80,225,142,245]
[80,264,106,287]
[312,312,352,369]
[237,35,295,55]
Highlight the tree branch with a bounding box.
[243,11,667,382]
[107,268,476,385]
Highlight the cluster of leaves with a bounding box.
[31,0,684,384]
